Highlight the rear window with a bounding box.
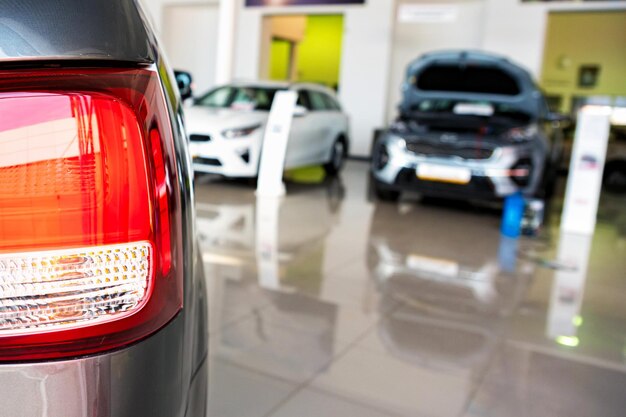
[416,65,521,96]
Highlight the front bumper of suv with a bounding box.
[372,135,542,200]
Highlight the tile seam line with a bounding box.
[259,299,405,417]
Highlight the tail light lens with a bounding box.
[0,68,182,361]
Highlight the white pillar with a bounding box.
[215,0,239,85]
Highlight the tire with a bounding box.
[325,177,345,213]
[604,160,626,194]
[373,181,400,202]
[533,161,557,201]
[324,139,346,176]
[245,176,258,187]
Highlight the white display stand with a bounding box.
[561,106,611,235]
[256,91,298,198]
[255,197,282,290]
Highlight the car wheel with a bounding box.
[604,160,626,194]
[325,176,345,213]
[324,139,346,176]
[372,180,400,202]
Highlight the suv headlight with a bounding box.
[388,135,406,150]
[504,124,538,142]
[222,124,262,139]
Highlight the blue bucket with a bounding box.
[501,192,525,238]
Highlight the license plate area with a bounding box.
[407,254,460,277]
[417,164,471,184]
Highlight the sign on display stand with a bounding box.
[256,90,298,198]
[560,106,611,236]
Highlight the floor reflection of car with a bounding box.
[186,82,350,178]
[196,180,344,381]
[372,50,565,202]
[363,204,530,415]
[367,204,528,316]
[196,178,344,289]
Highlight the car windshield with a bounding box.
[196,86,280,111]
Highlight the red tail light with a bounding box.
[0,67,183,361]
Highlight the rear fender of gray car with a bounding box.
[0,0,208,416]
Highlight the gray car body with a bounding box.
[373,50,562,199]
[0,1,208,416]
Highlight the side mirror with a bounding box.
[294,105,308,118]
[174,70,193,101]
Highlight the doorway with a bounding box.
[260,14,344,90]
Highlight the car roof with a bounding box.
[407,50,534,81]
[0,0,153,63]
[229,80,291,89]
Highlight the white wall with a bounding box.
[141,0,219,34]
[234,0,395,157]
[140,0,221,92]
[162,4,220,93]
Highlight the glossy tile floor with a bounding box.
[195,161,626,417]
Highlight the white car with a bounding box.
[186,81,350,178]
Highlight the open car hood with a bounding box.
[400,50,544,119]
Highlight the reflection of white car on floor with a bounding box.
[186,81,350,178]
[195,179,344,263]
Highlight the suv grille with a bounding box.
[406,142,493,160]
